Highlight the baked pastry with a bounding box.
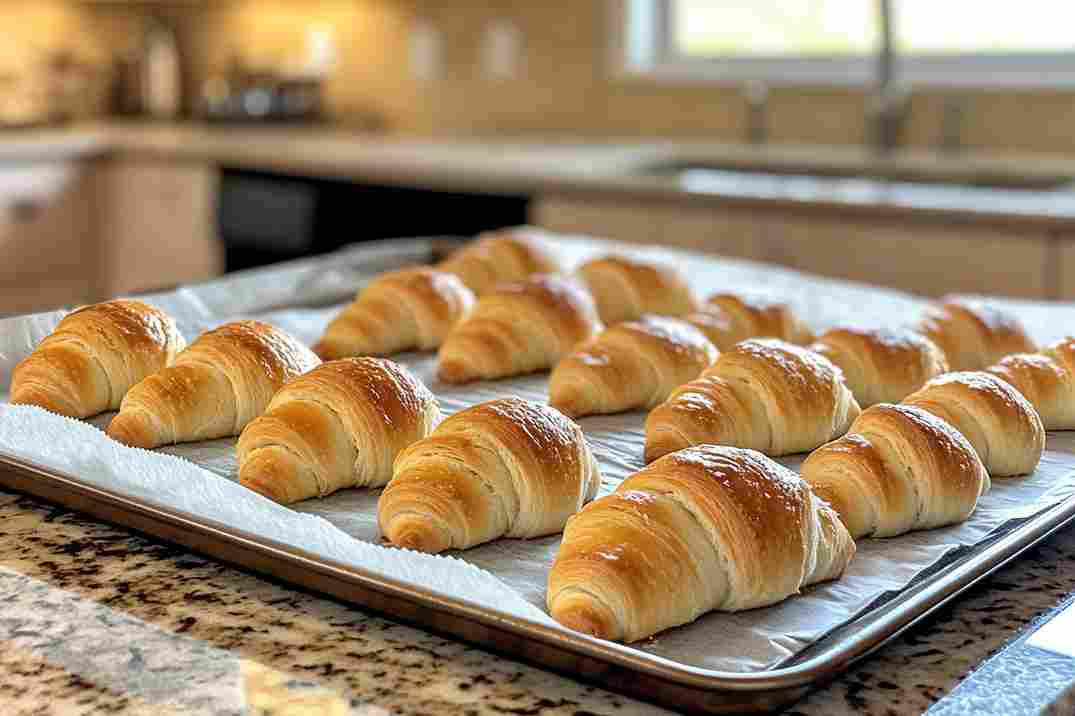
[547,445,855,643]
[810,327,949,407]
[548,316,717,418]
[107,321,319,449]
[379,397,600,553]
[644,339,860,462]
[576,255,696,324]
[313,268,475,360]
[685,294,814,351]
[918,297,1036,371]
[437,275,602,383]
[903,372,1044,476]
[801,403,990,539]
[437,226,562,296]
[237,358,440,504]
[986,337,1075,430]
[10,299,185,419]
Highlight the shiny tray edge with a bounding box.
[2,451,1074,714]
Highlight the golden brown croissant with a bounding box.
[437,275,602,384]
[548,316,717,418]
[801,403,990,539]
[810,327,949,408]
[902,371,1044,477]
[644,338,860,462]
[313,268,475,360]
[547,445,855,643]
[107,320,319,449]
[379,397,600,553]
[437,226,562,296]
[237,358,440,504]
[986,337,1075,430]
[918,297,1035,371]
[576,255,697,324]
[10,299,186,419]
[684,293,814,351]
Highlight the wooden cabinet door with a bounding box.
[98,159,223,297]
[530,195,661,244]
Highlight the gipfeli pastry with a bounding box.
[10,299,185,419]
[576,254,697,324]
[313,268,475,359]
[378,397,601,553]
[107,320,319,449]
[918,297,1035,371]
[437,225,562,296]
[237,358,440,504]
[685,293,813,351]
[644,338,859,461]
[986,337,1075,430]
[547,445,855,642]
[548,316,717,418]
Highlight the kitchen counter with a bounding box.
[1,483,1073,715]
[4,122,1075,230]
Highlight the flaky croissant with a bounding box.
[986,337,1075,430]
[644,338,860,462]
[576,255,697,324]
[437,275,602,383]
[107,321,320,449]
[437,226,562,296]
[313,268,475,360]
[10,299,186,419]
[903,372,1044,477]
[918,297,1035,371]
[685,293,814,351]
[548,445,855,643]
[237,358,440,504]
[801,403,990,539]
[810,327,949,408]
[548,316,717,418]
[379,397,601,553]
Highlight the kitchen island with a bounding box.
[1,485,1073,715]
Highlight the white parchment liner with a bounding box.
[1,236,1074,673]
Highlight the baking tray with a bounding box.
[3,241,1075,714]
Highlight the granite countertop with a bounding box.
[3,122,1075,229]
[1,484,1073,715]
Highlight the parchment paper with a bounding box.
[2,236,1074,674]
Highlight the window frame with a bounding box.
[612,0,1075,88]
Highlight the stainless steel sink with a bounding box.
[639,159,1073,191]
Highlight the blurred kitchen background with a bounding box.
[4,0,1075,315]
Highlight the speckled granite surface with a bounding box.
[0,487,1073,716]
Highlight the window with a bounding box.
[618,0,1075,87]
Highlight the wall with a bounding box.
[5,0,1075,155]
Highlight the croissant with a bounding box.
[685,294,813,351]
[902,372,1044,477]
[437,275,602,383]
[918,297,1035,371]
[801,403,990,539]
[986,337,1075,430]
[547,445,855,643]
[548,316,717,418]
[379,397,601,553]
[810,327,949,408]
[644,338,860,462]
[10,300,186,419]
[576,255,696,324]
[437,226,562,296]
[237,358,440,504]
[313,268,475,360]
[107,321,320,449]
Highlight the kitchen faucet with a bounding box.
[868,0,910,155]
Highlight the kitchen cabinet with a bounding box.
[532,195,1051,299]
[0,162,99,315]
[96,158,223,297]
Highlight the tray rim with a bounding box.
[2,449,1074,707]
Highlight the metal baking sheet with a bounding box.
[2,237,1075,713]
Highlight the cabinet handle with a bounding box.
[10,200,42,223]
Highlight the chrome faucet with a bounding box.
[744,80,769,145]
[868,0,910,154]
